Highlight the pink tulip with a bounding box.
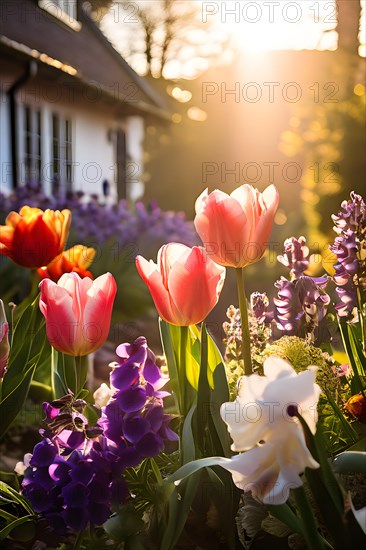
[136,243,226,326]
[0,300,9,378]
[39,272,117,356]
[194,184,280,268]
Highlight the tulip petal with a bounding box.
[136,256,177,324]
[168,246,225,325]
[194,190,249,267]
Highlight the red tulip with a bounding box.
[0,300,9,378]
[0,206,71,269]
[39,272,116,356]
[194,184,279,268]
[136,243,226,326]
[38,245,96,282]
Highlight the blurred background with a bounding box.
[0,0,365,356]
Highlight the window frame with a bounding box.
[22,105,43,186]
[51,112,74,195]
[38,0,81,32]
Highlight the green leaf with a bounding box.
[195,324,211,454]
[348,324,366,377]
[0,362,36,440]
[0,516,35,543]
[333,451,366,474]
[181,403,197,464]
[161,471,202,550]
[209,362,231,458]
[166,456,232,484]
[184,326,200,390]
[103,504,143,542]
[339,321,365,393]
[0,482,34,515]
[324,389,359,444]
[267,503,304,536]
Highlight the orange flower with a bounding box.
[345,393,366,423]
[38,245,96,282]
[0,206,71,269]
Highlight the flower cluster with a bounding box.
[277,236,309,280]
[274,275,330,337]
[21,338,176,533]
[274,237,330,341]
[330,192,366,320]
[99,337,178,463]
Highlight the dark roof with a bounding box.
[0,0,170,118]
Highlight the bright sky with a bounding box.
[102,0,366,78]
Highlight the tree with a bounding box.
[336,0,362,55]
[101,0,227,78]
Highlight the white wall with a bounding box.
[0,83,12,194]
[0,74,146,202]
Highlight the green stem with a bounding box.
[293,486,325,550]
[75,356,80,396]
[51,347,58,400]
[179,325,188,415]
[356,286,366,355]
[235,267,252,375]
[73,529,84,550]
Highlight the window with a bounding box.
[52,113,73,194]
[38,1,81,31]
[23,105,42,185]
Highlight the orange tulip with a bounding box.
[38,245,96,282]
[136,243,226,326]
[0,206,71,269]
[194,184,279,268]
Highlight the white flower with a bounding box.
[220,356,321,504]
[93,382,113,408]
[14,453,32,475]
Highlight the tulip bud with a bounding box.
[194,184,279,268]
[345,393,366,423]
[136,243,226,326]
[39,272,117,356]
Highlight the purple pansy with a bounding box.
[21,337,177,533]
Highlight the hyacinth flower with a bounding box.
[329,193,366,323]
[274,236,331,341]
[0,206,71,268]
[277,236,309,281]
[21,337,176,534]
[98,336,178,463]
[274,275,330,337]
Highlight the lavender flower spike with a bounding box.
[277,236,309,280]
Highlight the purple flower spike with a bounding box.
[116,386,147,413]
[278,236,310,280]
[22,336,177,534]
[61,482,89,508]
[30,440,58,468]
[330,192,365,320]
[274,275,330,336]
